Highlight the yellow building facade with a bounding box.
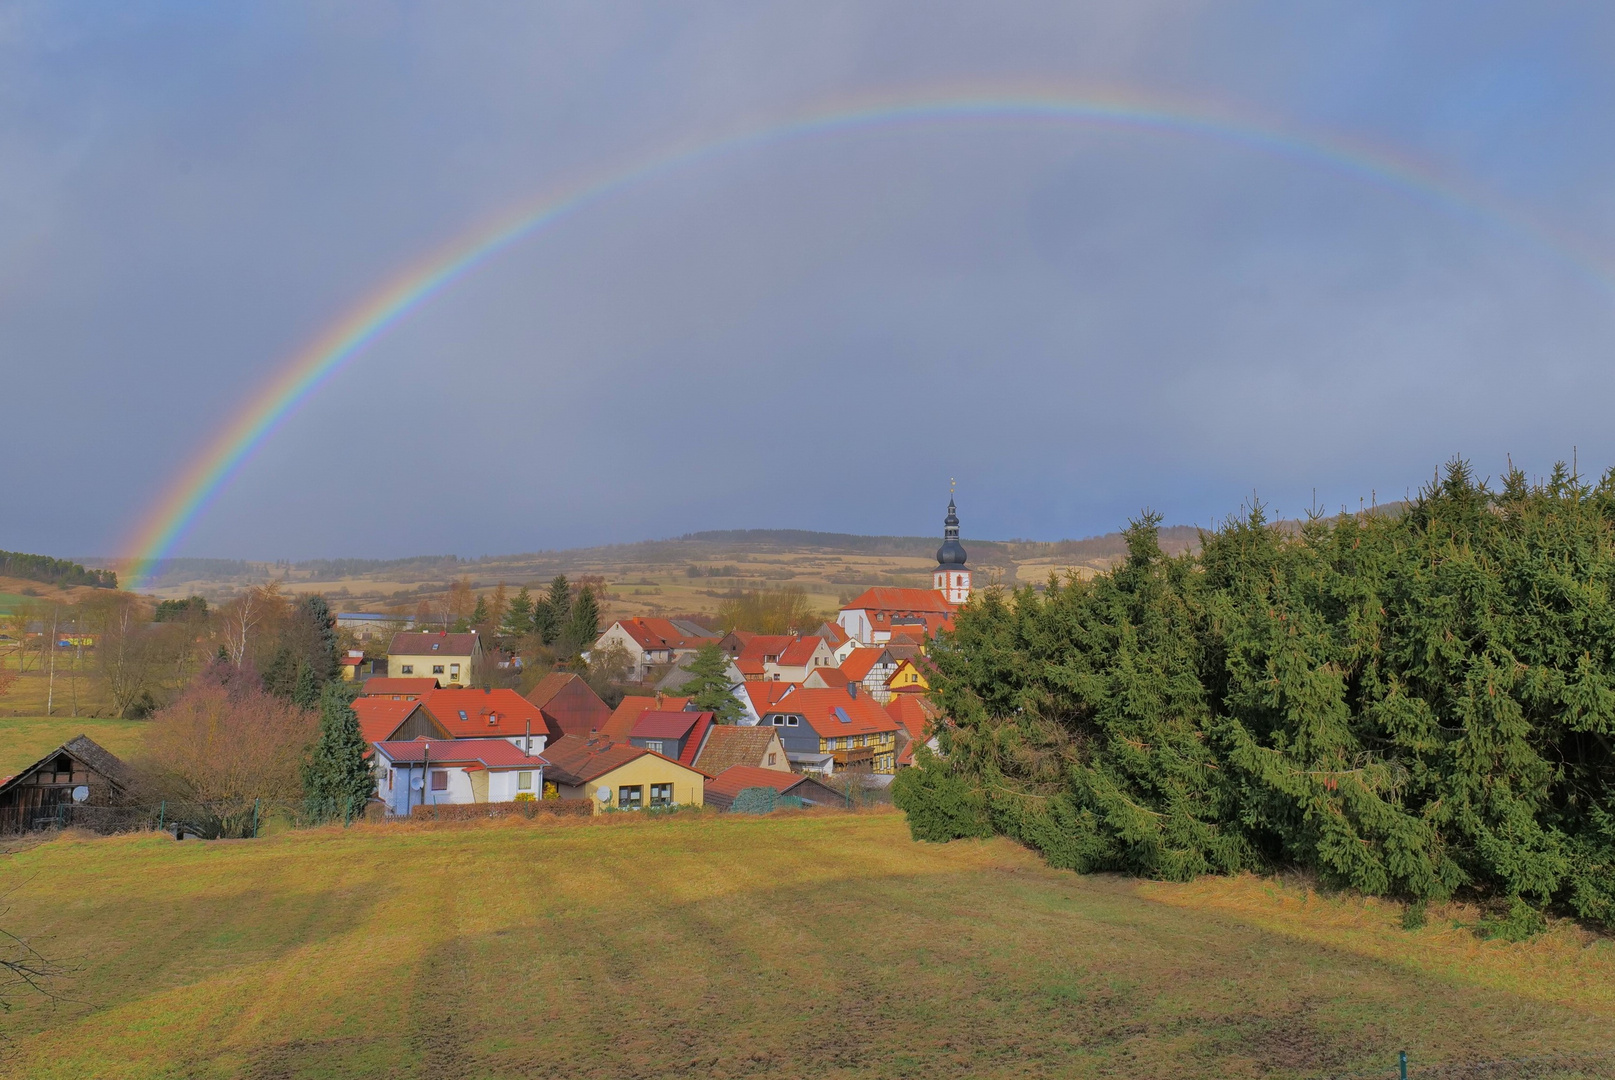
[553,753,706,812]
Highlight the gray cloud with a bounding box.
[3,1,1613,559]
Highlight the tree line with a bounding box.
[897,460,1615,928]
[0,550,117,589]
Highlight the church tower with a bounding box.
[933,489,972,605]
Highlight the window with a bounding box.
[644,740,664,755]
[618,785,644,810]
[767,753,777,766]
[401,664,414,675]
[650,783,674,808]
[450,664,460,677]
[432,665,445,675]
[771,716,782,726]
[517,771,532,791]
[387,769,394,791]
[432,643,440,651]
[786,716,798,726]
[430,770,448,791]
[458,710,468,721]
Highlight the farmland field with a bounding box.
[0,715,147,776]
[2,811,1612,1079]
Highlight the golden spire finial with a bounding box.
[949,476,956,497]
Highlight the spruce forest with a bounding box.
[896,459,1615,927]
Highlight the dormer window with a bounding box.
[432,643,440,651]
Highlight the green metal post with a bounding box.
[157,800,165,831]
[252,798,260,838]
[1400,1050,1408,1080]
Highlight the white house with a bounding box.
[374,737,549,816]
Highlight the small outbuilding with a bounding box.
[0,735,131,833]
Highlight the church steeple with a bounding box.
[933,482,972,604]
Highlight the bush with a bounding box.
[408,799,593,822]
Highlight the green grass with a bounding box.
[0,715,147,776]
[2,812,1611,1078]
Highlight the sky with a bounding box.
[5,2,1615,561]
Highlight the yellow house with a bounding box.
[386,631,482,688]
[886,657,929,695]
[541,735,706,812]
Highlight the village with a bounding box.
[0,499,975,828]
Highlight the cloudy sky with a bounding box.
[5,2,1615,561]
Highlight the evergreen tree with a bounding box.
[676,643,743,723]
[298,594,340,684]
[546,576,571,625]
[532,599,558,645]
[261,644,298,700]
[502,587,534,637]
[470,595,489,627]
[291,660,322,710]
[302,682,374,819]
[898,459,1615,928]
[564,584,600,652]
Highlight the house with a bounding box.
[541,734,707,811]
[813,622,860,664]
[691,725,790,775]
[0,735,130,833]
[702,765,844,811]
[353,697,446,746]
[754,685,901,774]
[740,680,799,728]
[338,650,367,681]
[420,687,555,750]
[627,710,715,766]
[839,648,898,702]
[387,631,483,688]
[836,587,955,646]
[594,618,719,681]
[718,630,755,660]
[770,637,836,683]
[525,672,611,738]
[374,737,549,816]
[885,693,937,744]
[600,694,690,742]
[732,635,797,681]
[803,667,850,690]
[887,657,930,695]
[360,676,439,698]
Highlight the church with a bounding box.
[836,495,974,646]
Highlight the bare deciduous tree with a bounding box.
[218,580,283,668]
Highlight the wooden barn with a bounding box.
[0,735,130,834]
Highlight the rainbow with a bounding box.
[119,86,1610,589]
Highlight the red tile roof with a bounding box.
[611,618,718,651]
[374,737,548,768]
[524,672,611,737]
[804,667,849,688]
[678,713,714,767]
[352,698,424,745]
[885,693,936,741]
[420,688,550,739]
[540,734,710,786]
[743,681,798,715]
[777,638,824,667]
[755,687,898,738]
[387,631,481,656]
[736,635,797,664]
[630,710,704,740]
[601,695,689,741]
[841,587,956,615]
[705,765,814,800]
[361,677,439,698]
[839,648,891,683]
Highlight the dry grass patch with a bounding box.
[1,813,1611,1078]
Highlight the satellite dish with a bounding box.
[596,785,611,803]
[411,776,424,790]
[71,785,90,803]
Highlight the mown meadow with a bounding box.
[2,810,1612,1079]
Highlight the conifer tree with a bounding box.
[546,576,571,625]
[291,660,322,710]
[303,683,374,819]
[469,595,489,627]
[564,584,600,652]
[502,587,534,638]
[676,643,743,723]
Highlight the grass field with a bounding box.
[2,812,1612,1079]
[0,715,147,776]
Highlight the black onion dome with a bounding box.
[936,498,968,567]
